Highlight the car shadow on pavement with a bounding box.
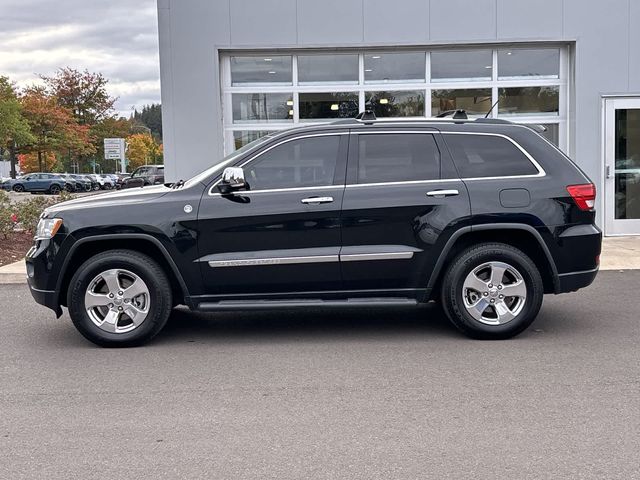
[155,302,459,345]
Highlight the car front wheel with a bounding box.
[440,242,543,340]
[67,250,173,347]
[12,184,24,193]
[49,184,61,195]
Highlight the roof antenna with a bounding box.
[484,100,499,118]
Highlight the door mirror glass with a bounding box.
[219,167,247,194]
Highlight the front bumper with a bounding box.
[25,234,69,317]
[27,281,63,317]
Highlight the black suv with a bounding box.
[121,165,165,189]
[26,115,601,347]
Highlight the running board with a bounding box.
[197,298,418,311]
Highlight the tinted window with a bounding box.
[357,134,440,184]
[245,136,341,190]
[298,54,358,84]
[431,50,493,82]
[230,56,292,85]
[444,134,539,178]
[364,52,425,83]
[498,48,560,79]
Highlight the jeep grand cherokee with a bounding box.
[26,113,601,346]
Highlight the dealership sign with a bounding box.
[104,138,126,160]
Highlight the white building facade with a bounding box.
[157,0,640,235]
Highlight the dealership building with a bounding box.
[157,0,640,235]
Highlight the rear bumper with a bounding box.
[556,267,599,294]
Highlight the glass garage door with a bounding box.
[220,46,569,154]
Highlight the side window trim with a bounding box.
[208,132,349,196]
[347,130,443,187]
[442,132,546,180]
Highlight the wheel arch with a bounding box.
[57,234,191,309]
[426,224,559,299]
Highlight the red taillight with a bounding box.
[567,184,596,211]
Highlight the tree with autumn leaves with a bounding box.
[126,133,164,170]
[1,69,163,176]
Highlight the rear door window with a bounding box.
[444,134,539,178]
[355,133,440,184]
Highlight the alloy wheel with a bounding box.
[84,269,151,334]
[462,261,527,325]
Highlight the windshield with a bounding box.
[183,134,274,188]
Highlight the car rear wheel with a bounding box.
[440,243,543,340]
[49,184,61,195]
[12,184,24,193]
[68,250,173,347]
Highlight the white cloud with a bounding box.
[0,0,160,117]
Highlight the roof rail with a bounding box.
[355,110,377,123]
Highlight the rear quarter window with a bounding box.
[444,134,539,178]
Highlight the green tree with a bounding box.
[0,77,35,177]
[133,104,162,141]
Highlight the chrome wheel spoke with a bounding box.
[124,304,148,326]
[84,292,111,308]
[494,301,516,324]
[501,281,527,298]
[124,278,148,299]
[467,298,491,321]
[100,310,120,333]
[101,270,121,294]
[489,264,507,286]
[465,273,488,293]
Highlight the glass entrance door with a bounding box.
[604,98,640,235]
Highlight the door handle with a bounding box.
[301,196,334,205]
[426,189,459,198]
[606,165,612,179]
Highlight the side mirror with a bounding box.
[218,167,247,194]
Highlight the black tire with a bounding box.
[440,242,543,340]
[49,184,61,195]
[93,184,100,191]
[12,184,24,193]
[67,250,173,347]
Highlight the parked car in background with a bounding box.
[56,174,80,192]
[96,174,115,190]
[0,173,70,195]
[83,175,101,191]
[68,174,93,192]
[121,165,164,189]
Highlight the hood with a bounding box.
[46,184,172,215]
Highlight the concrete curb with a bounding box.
[0,260,26,285]
[0,237,638,286]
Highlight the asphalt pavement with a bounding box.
[1,272,638,479]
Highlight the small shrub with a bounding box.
[0,191,15,239]
[17,196,56,234]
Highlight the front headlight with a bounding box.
[35,218,63,240]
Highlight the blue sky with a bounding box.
[0,0,161,117]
